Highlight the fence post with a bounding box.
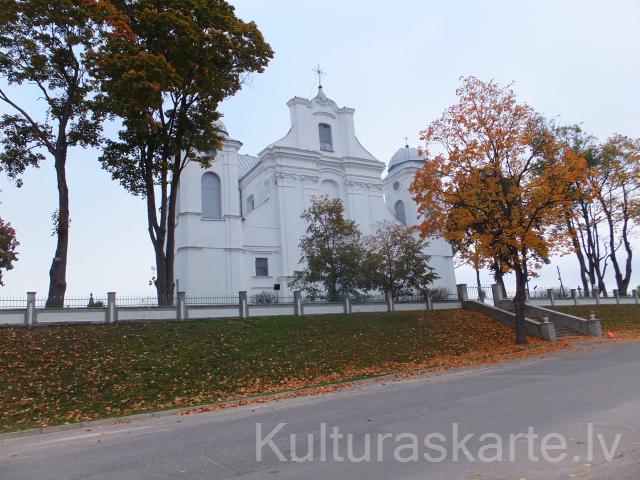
[343,293,352,314]
[177,291,187,321]
[25,292,36,325]
[571,288,578,306]
[541,316,557,343]
[424,289,433,311]
[106,292,117,324]
[293,291,304,316]
[456,284,468,303]
[491,283,503,308]
[635,288,639,305]
[593,288,600,305]
[547,289,555,307]
[239,291,248,319]
[589,311,603,337]
[613,289,620,305]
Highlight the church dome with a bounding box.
[388,146,425,172]
[214,119,229,138]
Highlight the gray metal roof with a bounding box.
[388,146,425,172]
[238,154,260,179]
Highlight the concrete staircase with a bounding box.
[457,284,603,343]
[497,299,602,340]
[552,324,583,340]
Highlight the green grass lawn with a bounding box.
[0,310,558,433]
[554,305,640,335]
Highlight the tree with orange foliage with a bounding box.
[411,77,588,344]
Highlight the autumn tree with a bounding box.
[361,221,437,300]
[411,77,587,344]
[558,128,640,297]
[290,196,364,299]
[557,125,609,296]
[93,0,273,304]
[0,217,18,286]
[446,200,503,302]
[594,135,640,296]
[0,0,123,306]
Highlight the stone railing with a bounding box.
[463,299,557,342]
[0,290,463,327]
[498,299,602,337]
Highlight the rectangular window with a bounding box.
[255,257,269,277]
[319,123,333,152]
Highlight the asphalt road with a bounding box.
[2,342,640,480]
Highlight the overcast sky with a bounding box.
[1,0,639,297]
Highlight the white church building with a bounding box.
[174,86,457,297]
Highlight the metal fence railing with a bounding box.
[0,297,27,309]
[300,295,346,304]
[34,297,108,309]
[117,296,175,308]
[248,295,296,306]
[0,289,463,310]
[186,296,238,306]
[467,287,493,302]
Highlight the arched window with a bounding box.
[319,123,333,152]
[395,200,406,226]
[246,194,255,213]
[201,172,222,219]
[320,179,340,199]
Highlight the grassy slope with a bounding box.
[1,310,560,432]
[555,305,640,335]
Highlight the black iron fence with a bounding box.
[0,289,463,310]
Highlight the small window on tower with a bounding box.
[395,200,407,226]
[255,257,269,277]
[319,123,333,152]
[246,194,255,213]
[201,172,222,219]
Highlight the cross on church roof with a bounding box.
[312,63,326,87]
[404,134,409,148]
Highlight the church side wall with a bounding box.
[175,143,244,297]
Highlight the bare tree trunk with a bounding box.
[159,162,180,305]
[46,151,69,308]
[475,266,484,301]
[492,260,507,298]
[513,265,528,345]
[580,202,609,296]
[567,219,590,296]
[609,198,633,296]
[152,241,169,305]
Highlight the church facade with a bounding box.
[174,87,457,297]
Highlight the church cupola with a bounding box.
[387,145,425,173]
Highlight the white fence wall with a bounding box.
[188,305,239,319]
[527,297,637,307]
[434,301,463,310]
[0,298,464,327]
[303,303,345,315]
[351,303,386,313]
[118,307,177,322]
[249,305,297,317]
[0,310,25,325]
[37,309,105,324]
[3,289,634,328]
